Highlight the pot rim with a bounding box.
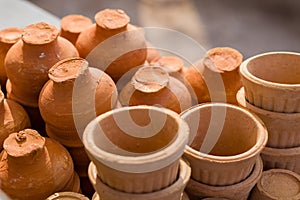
[240,51,300,88]
[181,102,268,162]
[83,105,189,173]
[263,145,300,156]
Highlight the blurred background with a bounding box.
[3,0,300,58]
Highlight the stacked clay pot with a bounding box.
[182,103,267,199]
[237,52,300,174]
[119,65,192,113]
[39,57,118,197]
[84,105,191,199]
[184,47,243,104]
[0,27,22,93]
[0,89,31,150]
[0,129,80,199]
[75,8,147,82]
[4,22,79,135]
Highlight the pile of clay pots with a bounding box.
[0,6,299,200]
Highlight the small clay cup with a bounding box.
[60,14,93,45]
[237,87,300,148]
[249,169,300,200]
[88,159,191,200]
[46,192,89,200]
[239,51,300,113]
[181,103,267,186]
[83,105,189,193]
[185,156,263,200]
[260,146,300,174]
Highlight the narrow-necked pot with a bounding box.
[239,51,300,113]
[181,103,267,186]
[83,105,189,193]
[260,146,300,174]
[185,156,263,200]
[46,192,89,200]
[88,159,191,200]
[249,169,300,200]
[237,87,300,148]
[151,56,185,80]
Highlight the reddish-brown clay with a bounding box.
[39,57,118,147]
[75,9,147,81]
[0,129,78,200]
[119,65,192,113]
[0,27,22,91]
[60,14,93,45]
[0,89,30,150]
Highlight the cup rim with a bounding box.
[83,105,189,173]
[240,51,300,88]
[181,102,268,162]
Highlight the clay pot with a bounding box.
[83,105,189,193]
[0,89,30,150]
[5,22,79,108]
[146,42,161,63]
[119,66,192,113]
[46,192,89,200]
[237,87,300,148]
[75,9,147,81]
[0,27,22,91]
[260,146,300,174]
[239,51,300,113]
[67,146,91,177]
[249,169,300,200]
[0,129,78,200]
[183,47,243,104]
[88,159,191,200]
[39,57,118,147]
[92,192,190,200]
[181,103,267,186]
[151,56,184,80]
[60,14,93,45]
[185,156,263,200]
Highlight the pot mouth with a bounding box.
[0,27,22,44]
[95,9,130,30]
[83,105,189,173]
[154,56,184,73]
[61,15,93,33]
[237,87,300,119]
[240,52,300,88]
[181,103,268,162]
[88,159,191,196]
[46,192,89,200]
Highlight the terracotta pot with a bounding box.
[237,87,300,148]
[146,42,161,63]
[185,156,263,200]
[0,89,30,150]
[67,146,91,177]
[181,103,267,186]
[0,129,78,199]
[39,57,118,147]
[88,159,191,200]
[249,169,300,200]
[183,47,243,104]
[46,192,89,200]
[83,105,189,193]
[92,192,190,200]
[119,66,192,113]
[5,22,79,108]
[60,14,93,45]
[0,27,22,91]
[151,56,184,79]
[260,146,300,174]
[239,51,300,113]
[76,9,147,81]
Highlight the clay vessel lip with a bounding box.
[181,102,268,162]
[240,51,300,88]
[154,56,184,73]
[48,57,88,83]
[0,27,22,44]
[60,14,93,33]
[88,159,191,197]
[46,192,89,200]
[263,145,300,156]
[83,105,189,173]
[22,22,59,45]
[95,9,130,30]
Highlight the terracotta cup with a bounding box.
[239,51,300,113]
[88,159,191,200]
[46,192,89,200]
[83,105,189,193]
[185,156,263,200]
[237,87,300,148]
[181,103,267,186]
[249,169,300,200]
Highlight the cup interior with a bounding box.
[246,53,300,84]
